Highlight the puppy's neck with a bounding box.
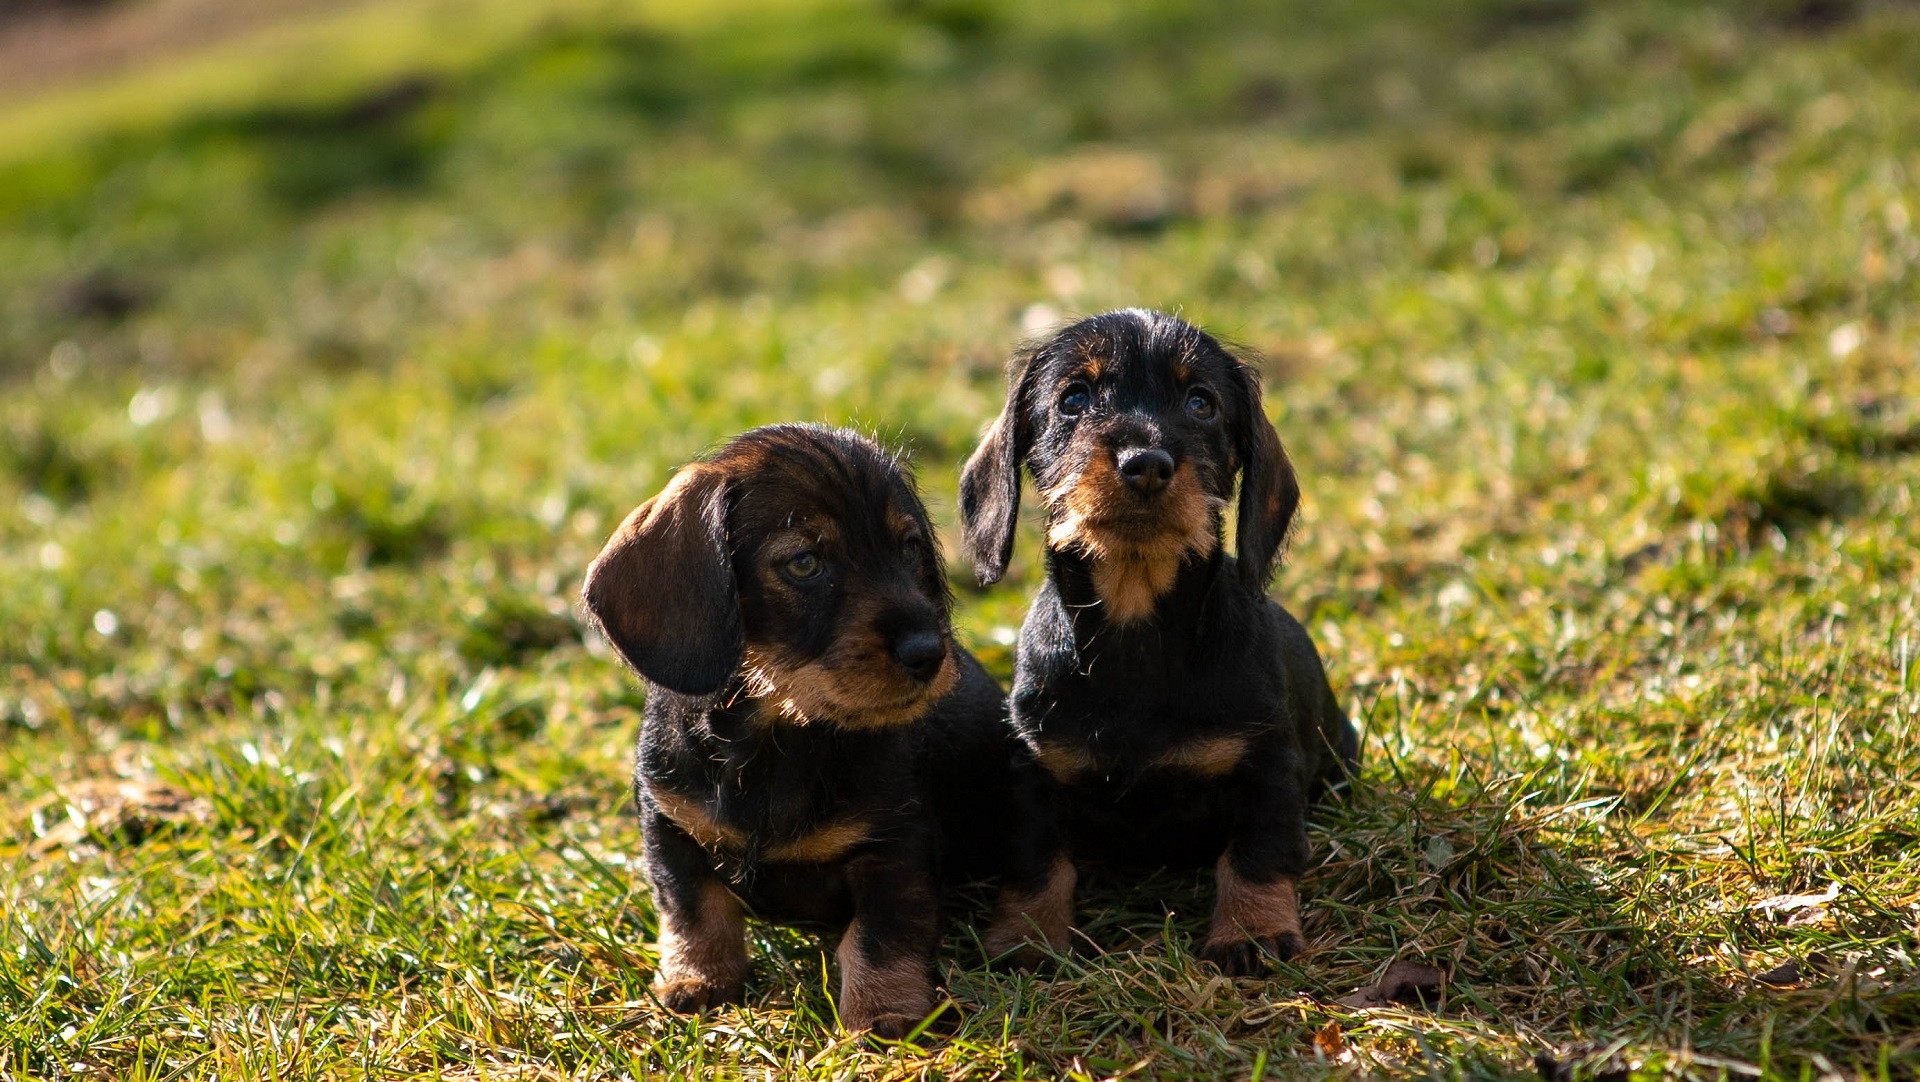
[1045,512,1221,625]
[1047,538,1223,632]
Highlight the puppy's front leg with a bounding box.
[644,810,749,1012]
[837,848,938,1038]
[1201,740,1310,975]
[981,761,1076,968]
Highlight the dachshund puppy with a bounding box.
[959,309,1359,975]
[583,424,1014,1037]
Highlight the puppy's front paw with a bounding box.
[854,1011,922,1041]
[983,939,1050,973]
[655,976,744,1014]
[837,928,934,1038]
[1199,930,1306,976]
[983,855,1077,969]
[981,919,1070,971]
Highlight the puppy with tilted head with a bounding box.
[582,424,1018,1038]
[960,309,1359,975]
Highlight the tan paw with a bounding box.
[853,1011,923,1041]
[1199,930,1305,976]
[655,976,744,1014]
[982,855,1077,969]
[982,918,1069,971]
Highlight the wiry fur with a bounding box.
[958,310,1359,976]
[584,424,1030,1035]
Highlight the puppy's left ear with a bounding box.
[1232,363,1300,591]
[582,464,742,696]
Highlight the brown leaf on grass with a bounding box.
[29,777,210,854]
[1312,1020,1351,1062]
[1335,959,1446,1009]
[1754,952,1829,987]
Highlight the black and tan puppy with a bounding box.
[960,309,1359,975]
[582,424,1013,1037]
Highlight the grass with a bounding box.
[2,0,1918,1077]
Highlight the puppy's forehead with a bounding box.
[710,425,922,542]
[1043,310,1220,393]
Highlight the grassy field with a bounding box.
[4,0,1919,1077]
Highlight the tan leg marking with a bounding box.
[1202,852,1304,974]
[654,880,749,1013]
[1153,733,1250,777]
[650,787,746,851]
[837,921,934,1038]
[982,853,1077,967]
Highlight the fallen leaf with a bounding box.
[1336,959,1446,1009]
[1312,1020,1351,1062]
[1754,952,1829,987]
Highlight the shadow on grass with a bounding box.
[716,765,1911,1077]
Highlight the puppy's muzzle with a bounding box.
[1117,447,1174,496]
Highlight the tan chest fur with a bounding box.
[649,787,871,864]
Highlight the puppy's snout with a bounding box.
[1117,448,1175,495]
[891,630,948,683]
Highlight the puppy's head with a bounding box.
[584,425,957,728]
[960,309,1298,618]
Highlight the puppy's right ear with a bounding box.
[582,465,741,696]
[959,353,1034,585]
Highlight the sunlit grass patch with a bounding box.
[3,0,1919,1077]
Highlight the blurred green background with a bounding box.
[2,0,1918,1077]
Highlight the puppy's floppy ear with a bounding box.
[959,351,1035,586]
[582,464,741,696]
[1232,363,1300,591]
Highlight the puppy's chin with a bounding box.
[741,646,956,729]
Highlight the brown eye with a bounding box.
[782,552,823,582]
[1185,388,1217,422]
[1059,383,1092,416]
[902,535,925,559]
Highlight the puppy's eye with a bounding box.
[782,552,824,582]
[1184,388,1218,422]
[1059,383,1092,417]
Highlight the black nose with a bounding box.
[1117,448,1174,495]
[891,631,947,683]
